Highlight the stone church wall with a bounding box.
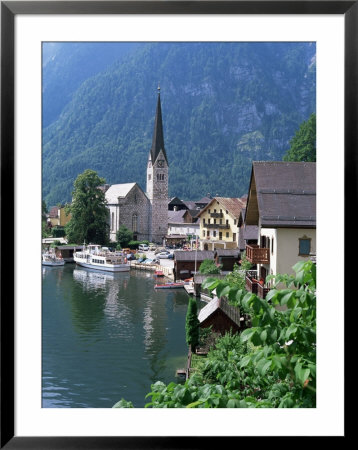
[108,185,150,243]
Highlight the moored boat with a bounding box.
[73,244,130,272]
[42,251,65,266]
[154,270,165,277]
[154,282,187,289]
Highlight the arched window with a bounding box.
[132,214,138,232]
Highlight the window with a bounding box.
[132,214,138,232]
[203,218,205,225]
[214,209,216,213]
[226,219,229,225]
[214,219,216,224]
[111,212,114,231]
[220,219,222,224]
[234,219,237,225]
[271,237,274,255]
[226,232,229,238]
[299,237,311,256]
[213,231,217,237]
[219,232,222,240]
[233,233,236,242]
[208,209,211,213]
[208,218,211,224]
[203,230,205,237]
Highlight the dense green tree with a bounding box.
[64,169,109,245]
[116,225,133,249]
[199,259,221,275]
[42,200,51,238]
[283,113,316,162]
[185,297,200,351]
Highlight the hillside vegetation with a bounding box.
[42,42,316,206]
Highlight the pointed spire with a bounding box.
[150,86,168,165]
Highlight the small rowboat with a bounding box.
[154,270,165,277]
[154,282,186,289]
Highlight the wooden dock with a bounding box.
[184,283,195,295]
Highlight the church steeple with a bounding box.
[150,86,168,165]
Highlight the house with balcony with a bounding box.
[197,197,246,251]
[244,161,316,298]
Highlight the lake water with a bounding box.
[42,264,204,408]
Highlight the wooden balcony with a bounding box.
[257,283,271,300]
[210,212,223,218]
[245,270,271,299]
[205,223,230,229]
[245,271,258,294]
[246,244,270,264]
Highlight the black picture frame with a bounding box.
[1,1,353,447]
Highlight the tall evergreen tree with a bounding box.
[65,169,109,244]
[283,113,316,162]
[185,297,200,351]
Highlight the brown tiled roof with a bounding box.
[198,297,241,328]
[215,197,246,218]
[250,161,316,228]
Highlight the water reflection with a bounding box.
[42,265,192,407]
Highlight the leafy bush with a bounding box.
[114,261,316,408]
[199,259,221,274]
[52,226,66,238]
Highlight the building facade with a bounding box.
[244,161,316,298]
[198,197,246,251]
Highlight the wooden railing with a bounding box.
[245,270,258,294]
[246,244,270,264]
[257,283,271,300]
[210,212,223,218]
[205,223,230,229]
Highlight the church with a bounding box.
[104,88,169,245]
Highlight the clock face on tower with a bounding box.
[157,160,164,168]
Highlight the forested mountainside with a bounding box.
[42,42,316,206]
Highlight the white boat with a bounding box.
[42,250,65,266]
[73,244,130,272]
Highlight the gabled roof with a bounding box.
[168,210,187,224]
[197,197,246,219]
[245,161,316,228]
[195,196,212,205]
[183,200,197,210]
[105,183,138,204]
[198,297,241,328]
[149,91,168,165]
[168,197,187,207]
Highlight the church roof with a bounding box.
[105,183,137,203]
[150,91,168,165]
